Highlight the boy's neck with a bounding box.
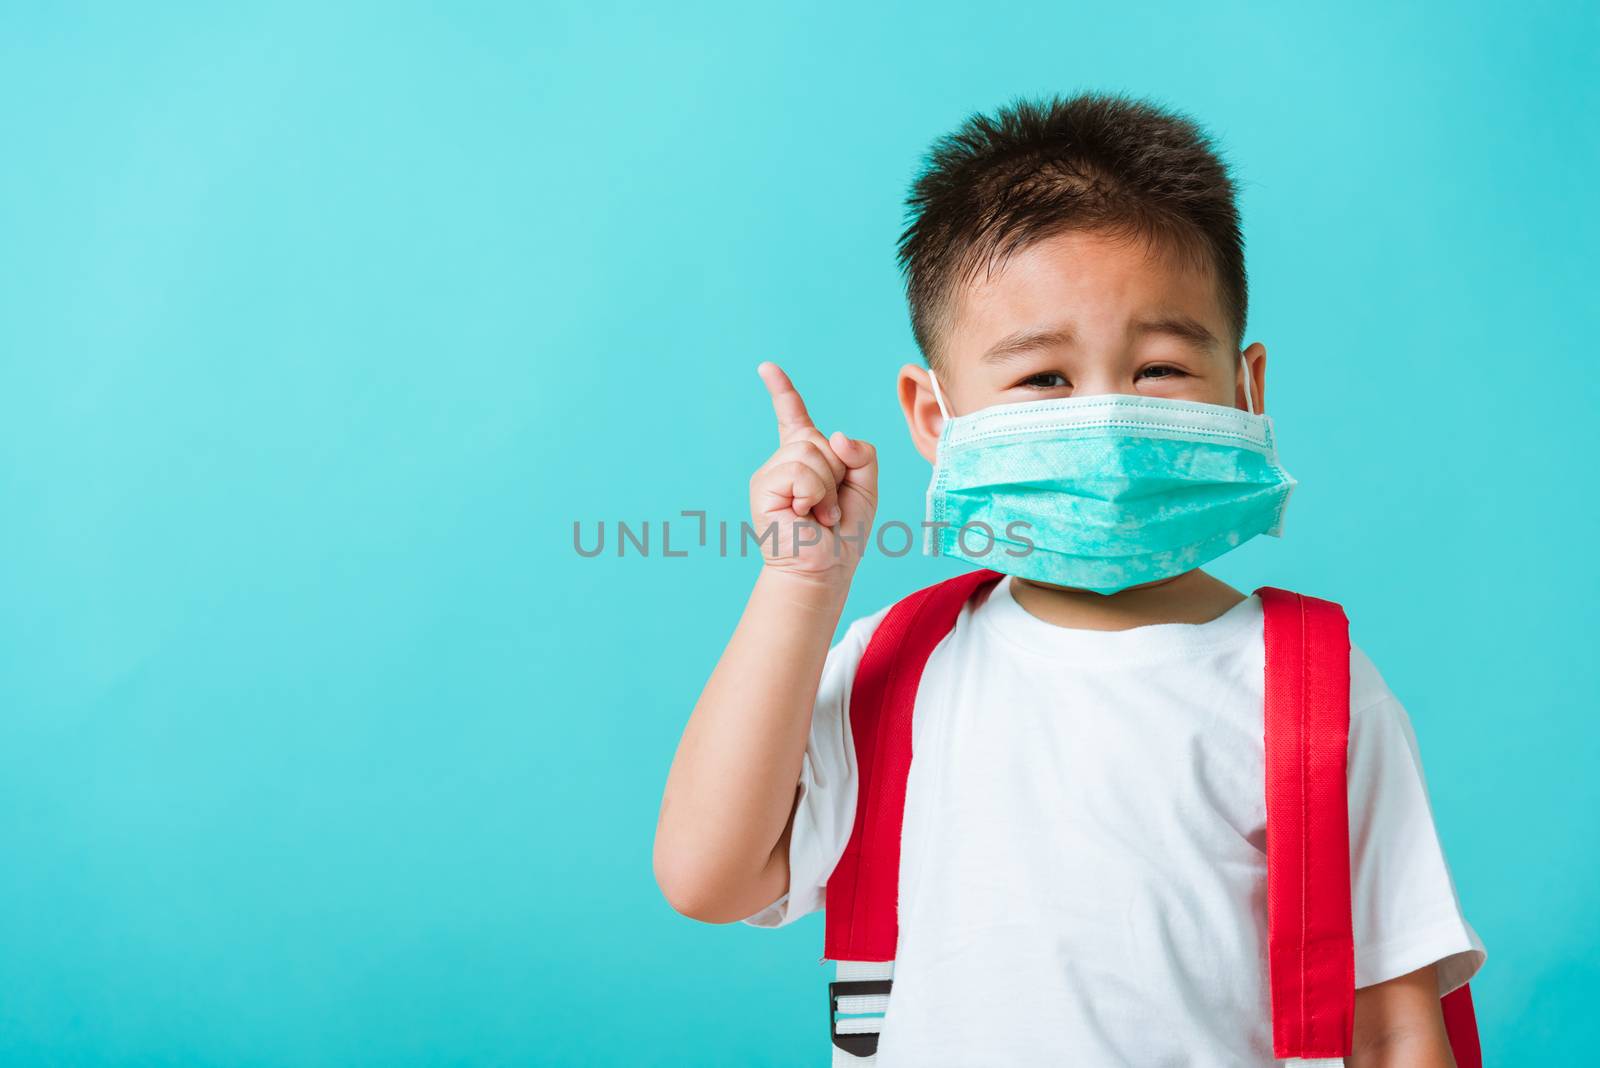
[1009,568,1247,632]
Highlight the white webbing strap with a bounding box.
[1279,1059,1345,1066]
[830,959,893,1067]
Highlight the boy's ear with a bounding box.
[1239,342,1268,414]
[897,362,943,464]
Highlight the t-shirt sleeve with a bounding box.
[738,605,890,929]
[1347,644,1487,996]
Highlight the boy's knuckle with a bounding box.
[788,462,821,487]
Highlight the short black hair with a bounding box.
[896,91,1247,368]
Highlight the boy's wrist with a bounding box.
[756,563,855,617]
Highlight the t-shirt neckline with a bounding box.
[977,574,1263,663]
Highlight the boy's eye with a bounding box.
[1017,371,1069,389]
[1137,364,1189,380]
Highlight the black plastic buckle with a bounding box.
[828,978,893,1057]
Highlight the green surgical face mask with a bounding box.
[923,353,1297,595]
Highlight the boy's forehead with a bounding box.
[940,229,1230,366]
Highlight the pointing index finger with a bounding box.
[757,361,817,443]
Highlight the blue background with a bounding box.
[2,2,1594,1064]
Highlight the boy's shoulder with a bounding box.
[1348,640,1410,730]
[830,599,896,657]
[831,571,1001,652]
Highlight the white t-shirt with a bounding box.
[741,575,1486,1067]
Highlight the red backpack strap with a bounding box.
[1256,585,1356,1059]
[1258,586,1483,1066]
[823,568,1003,962]
[1441,984,1483,1068]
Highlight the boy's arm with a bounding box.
[1342,654,1486,1062]
[653,363,877,924]
[1348,962,1456,1068]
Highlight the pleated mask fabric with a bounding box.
[923,355,1297,595]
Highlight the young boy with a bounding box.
[653,92,1485,1066]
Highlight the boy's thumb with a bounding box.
[830,432,878,478]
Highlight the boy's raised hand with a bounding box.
[751,361,878,583]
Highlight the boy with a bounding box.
[653,92,1485,1065]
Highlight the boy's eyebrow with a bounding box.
[980,315,1222,364]
[1132,314,1220,354]
[980,325,1079,363]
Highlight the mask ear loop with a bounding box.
[1239,351,1257,416]
[927,367,953,421]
